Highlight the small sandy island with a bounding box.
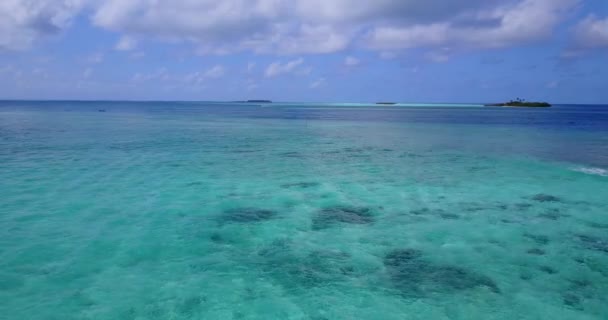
[486,99,551,108]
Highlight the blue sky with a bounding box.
[0,0,607,103]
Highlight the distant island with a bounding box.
[376,102,397,105]
[486,98,551,108]
[246,100,272,103]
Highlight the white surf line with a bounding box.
[285,107,420,111]
[572,166,608,177]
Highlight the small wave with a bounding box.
[573,167,608,177]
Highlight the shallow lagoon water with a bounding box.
[1,101,608,319]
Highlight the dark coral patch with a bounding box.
[220,208,277,223]
[538,208,567,220]
[279,152,304,158]
[537,212,559,220]
[383,249,424,267]
[439,213,460,220]
[562,279,593,310]
[210,233,223,243]
[514,203,533,210]
[463,206,485,213]
[281,182,320,189]
[410,208,433,216]
[539,266,558,274]
[569,279,592,291]
[520,272,533,281]
[306,250,353,276]
[409,208,458,219]
[429,266,500,293]
[563,293,583,310]
[312,206,374,230]
[527,248,546,256]
[532,194,561,203]
[587,222,608,229]
[343,147,374,153]
[258,242,356,288]
[177,296,206,316]
[577,235,608,253]
[383,249,500,297]
[228,149,262,154]
[258,239,291,258]
[399,152,423,158]
[524,233,550,245]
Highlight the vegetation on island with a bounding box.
[486,98,551,107]
[246,100,272,103]
[376,102,397,105]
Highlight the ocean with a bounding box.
[1,101,607,319]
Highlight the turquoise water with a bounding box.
[1,101,608,319]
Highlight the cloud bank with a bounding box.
[574,15,608,49]
[0,0,584,54]
[0,0,84,50]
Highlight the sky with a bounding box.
[0,0,607,103]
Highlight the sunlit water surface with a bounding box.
[1,101,608,319]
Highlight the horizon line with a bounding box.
[0,99,604,106]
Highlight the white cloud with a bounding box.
[573,15,608,49]
[546,80,559,89]
[86,52,104,64]
[379,51,397,59]
[310,77,326,89]
[130,51,145,59]
[203,65,225,78]
[0,0,84,50]
[246,79,258,91]
[297,66,312,76]
[0,0,581,55]
[265,58,305,77]
[31,68,49,79]
[426,50,451,63]
[0,65,20,77]
[364,0,578,50]
[88,0,577,55]
[83,68,93,79]
[132,66,225,85]
[132,68,168,82]
[344,56,360,67]
[184,65,226,84]
[247,62,256,73]
[269,24,350,54]
[115,36,137,51]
